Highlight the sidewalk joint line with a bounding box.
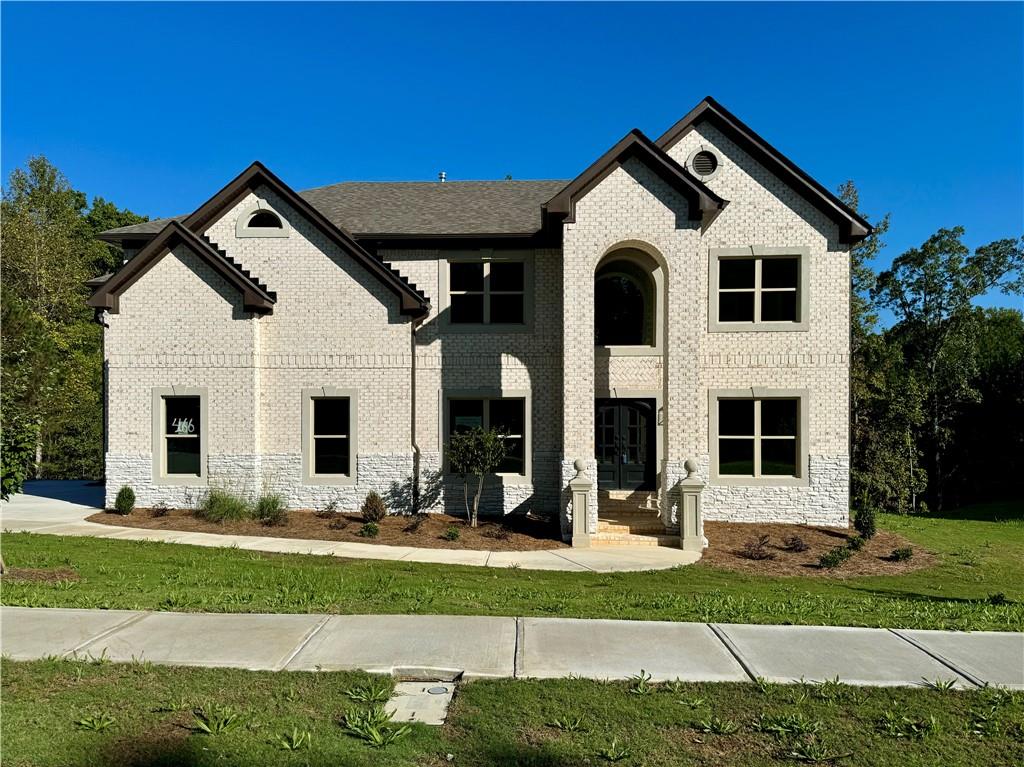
[278,615,331,671]
[513,617,525,679]
[887,629,985,688]
[548,550,597,571]
[67,610,151,658]
[708,623,759,682]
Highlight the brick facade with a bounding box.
[102,111,851,532]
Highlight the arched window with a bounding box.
[236,203,289,238]
[247,210,283,229]
[595,257,655,346]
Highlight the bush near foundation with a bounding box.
[114,486,135,516]
[819,545,853,569]
[361,492,387,523]
[195,489,252,523]
[357,522,379,538]
[255,494,287,526]
[854,506,878,540]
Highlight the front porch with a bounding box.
[591,489,677,548]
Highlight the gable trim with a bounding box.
[656,97,871,244]
[545,129,728,228]
[87,221,277,315]
[182,162,430,316]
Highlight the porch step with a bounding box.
[591,531,679,548]
[597,513,666,534]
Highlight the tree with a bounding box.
[445,427,508,527]
[873,229,1023,510]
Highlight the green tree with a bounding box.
[445,427,509,527]
[1,156,146,485]
[873,229,1023,510]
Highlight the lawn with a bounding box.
[2,659,1022,766]
[1,502,1021,631]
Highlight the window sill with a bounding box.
[303,474,357,487]
[443,322,533,335]
[595,345,662,357]
[711,475,809,487]
[153,474,207,486]
[708,321,808,333]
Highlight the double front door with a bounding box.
[595,398,656,490]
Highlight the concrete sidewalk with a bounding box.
[3,607,1022,688]
[0,481,699,573]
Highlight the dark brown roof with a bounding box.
[99,180,567,242]
[545,129,727,226]
[88,221,277,314]
[656,96,871,243]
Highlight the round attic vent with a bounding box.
[690,150,718,178]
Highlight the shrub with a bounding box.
[195,488,252,523]
[739,535,775,560]
[443,526,460,542]
[987,592,1009,606]
[255,494,287,526]
[403,514,427,533]
[361,491,387,523]
[847,535,866,551]
[819,545,852,569]
[782,534,809,553]
[890,547,914,562]
[482,524,511,541]
[854,506,877,540]
[114,486,135,515]
[357,522,379,538]
[328,516,350,530]
[150,503,170,518]
[315,500,338,519]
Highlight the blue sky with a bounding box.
[2,2,1021,308]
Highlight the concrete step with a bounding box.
[590,531,679,548]
[597,515,666,534]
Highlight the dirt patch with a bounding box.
[699,521,935,578]
[87,508,565,552]
[0,567,80,584]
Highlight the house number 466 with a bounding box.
[172,418,195,435]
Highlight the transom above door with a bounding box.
[595,398,656,491]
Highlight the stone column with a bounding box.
[569,458,592,548]
[678,458,705,553]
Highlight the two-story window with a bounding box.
[443,252,532,329]
[709,247,810,331]
[710,389,808,485]
[446,394,529,477]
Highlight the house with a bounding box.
[89,97,869,548]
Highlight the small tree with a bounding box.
[445,427,508,527]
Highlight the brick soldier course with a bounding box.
[90,97,870,547]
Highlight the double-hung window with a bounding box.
[711,390,808,485]
[448,397,527,475]
[710,248,809,331]
[302,388,358,484]
[153,387,207,484]
[448,259,526,325]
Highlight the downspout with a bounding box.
[93,308,110,477]
[410,313,426,511]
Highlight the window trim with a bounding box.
[439,250,534,333]
[709,388,809,487]
[441,388,531,484]
[151,386,208,485]
[301,387,358,485]
[709,246,810,332]
[236,201,290,239]
[594,254,665,356]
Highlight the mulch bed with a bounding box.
[86,508,566,552]
[0,567,80,584]
[699,521,935,578]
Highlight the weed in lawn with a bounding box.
[342,706,411,749]
[921,677,958,692]
[677,695,708,709]
[740,534,775,560]
[876,710,939,739]
[547,715,587,732]
[191,702,242,735]
[697,715,740,735]
[755,677,779,696]
[967,706,1004,738]
[75,712,116,732]
[754,712,821,738]
[663,678,687,695]
[628,669,654,695]
[598,738,631,762]
[275,727,312,751]
[979,684,1019,708]
[787,739,853,763]
[345,679,392,704]
[155,696,192,713]
[813,677,849,704]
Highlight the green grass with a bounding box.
[3,659,1023,766]
[2,501,1021,630]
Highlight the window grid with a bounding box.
[163,396,200,477]
[718,257,798,324]
[449,397,526,475]
[449,260,525,325]
[718,398,799,478]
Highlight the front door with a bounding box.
[595,398,656,490]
